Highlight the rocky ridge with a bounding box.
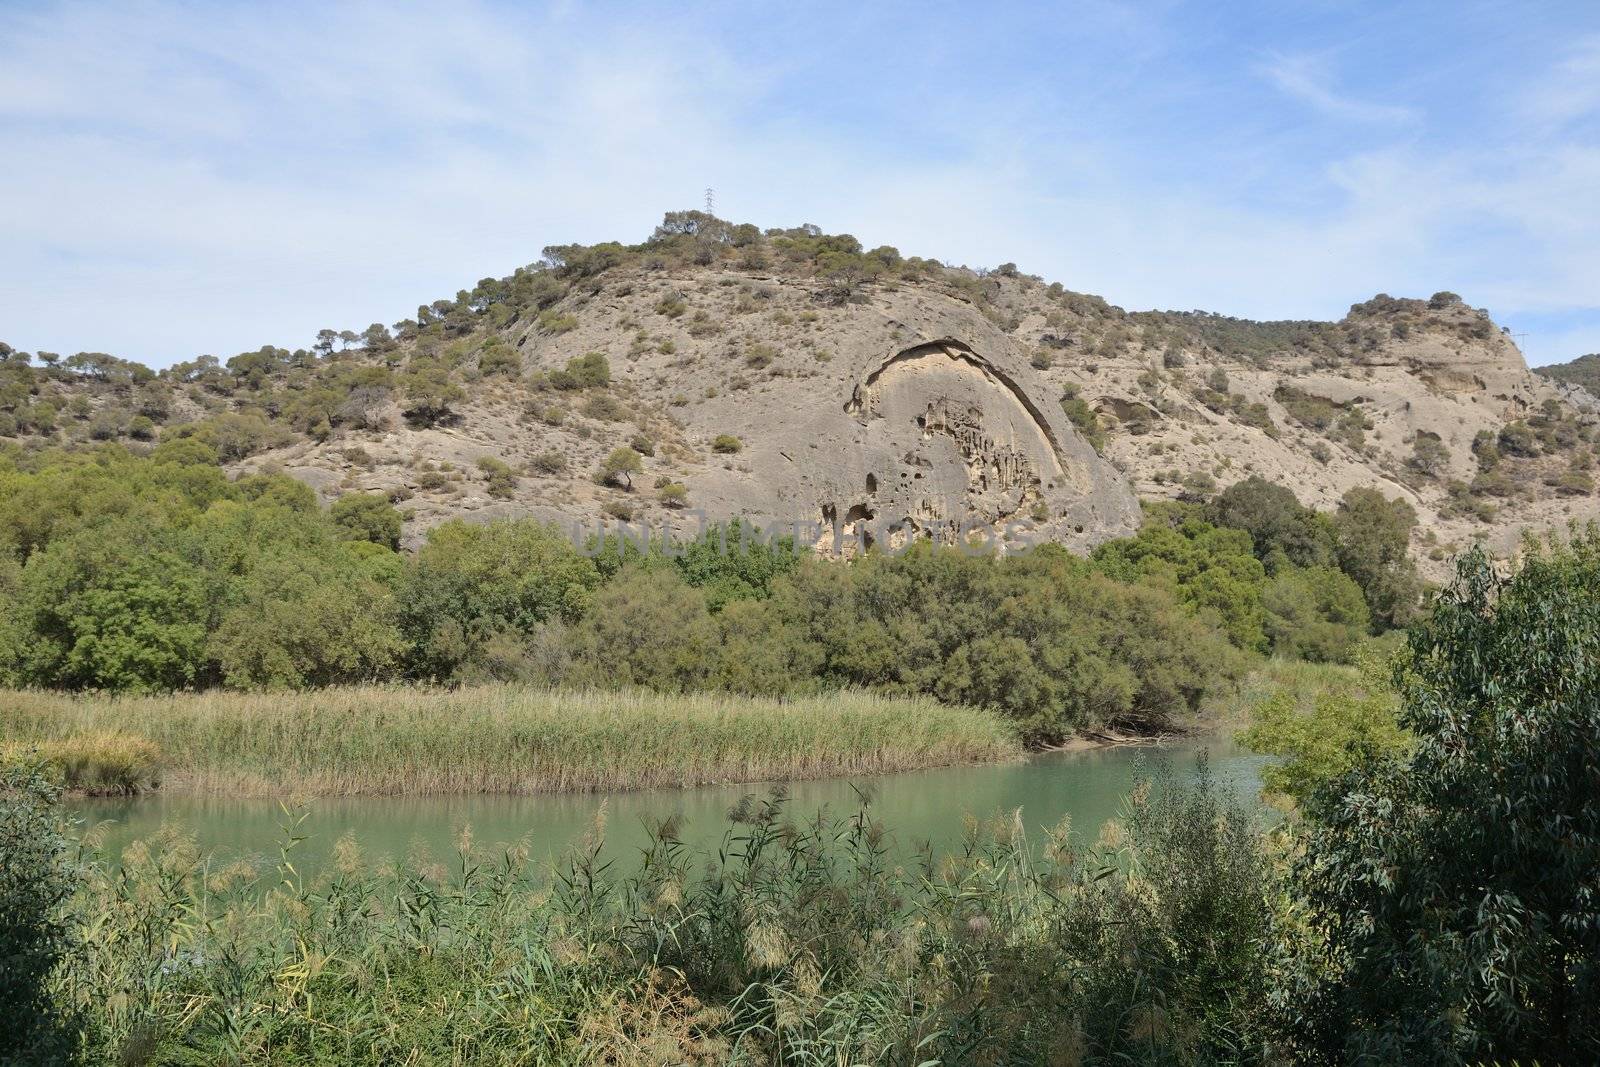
[4,217,1597,574]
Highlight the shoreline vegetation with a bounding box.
[0,685,1021,796]
[0,660,1357,798]
[9,542,1598,1063]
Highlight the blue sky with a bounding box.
[2,0,1598,368]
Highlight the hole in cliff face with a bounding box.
[846,503,874,524]
[865,473,878,494]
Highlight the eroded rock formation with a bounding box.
[823,340,1096,549]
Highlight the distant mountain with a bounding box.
[4,211,1598,573]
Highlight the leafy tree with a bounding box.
[1094,503,1269,651]
[1289,534,1600,1062]
[564,567,717,692]
[1262,565,1370,663]
[400,519,600,680]
[1206,475,1337,572]
[20,532,210,692]
[597,447,642,489]
[1331,487,1421,630]
[707,596,823,696]
[330,493,403,551]
[1242,674,1408,806]
[211,546,405,689]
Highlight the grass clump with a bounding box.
[1,730,162,795]
[0,686,1018,796]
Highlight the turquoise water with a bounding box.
[69,737,1266,875]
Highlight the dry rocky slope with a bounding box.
[6,217,1600,574]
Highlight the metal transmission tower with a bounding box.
[704,188,715,217]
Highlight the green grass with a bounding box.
[0,685,1020,796]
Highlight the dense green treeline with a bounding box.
[0,442,1418,739]
[5,533,1599,1063]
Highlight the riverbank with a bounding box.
[0,685,1022,796]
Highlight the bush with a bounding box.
[773,544,1240,742]
[565,568,718,692]
[477,342,521,376]
[331,493,404,550]
[0,761,84,1065]
[1498,420,1540,457]
[547,352,609,390]
[1094,502,1268,652]
[580,393,627,422]
[1261,565,1370,663]
[21,537,211,692]
[1407,432,1451,478]
[211,547,406,690]
[529,450,566,474]
[399,519,600,680]
[399,359,464,425]
[1241,671,1408,807]
[476,456,517,498]
[536,309,577,334]
[1059,383,1104,452]
[710,434,742,454]
[1288,533,1600,1062]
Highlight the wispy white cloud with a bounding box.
[1258,52,1419,125]
[1517,33,1600,129]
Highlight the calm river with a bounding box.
[69,737,1267,875]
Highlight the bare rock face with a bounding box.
[220,267,1594,573]
[668,287,1140,553]
[767,336,1131,551]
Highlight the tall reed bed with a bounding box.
[0,685,1019,795]
[9,759,1278,1066]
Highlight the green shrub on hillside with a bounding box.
[476,455,517,498]
[331,492,404,550]
[1059,383,1105,452]
[547,351,609,390]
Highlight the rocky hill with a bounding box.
[1536,353,1600,400]
[3,212,1597,573]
